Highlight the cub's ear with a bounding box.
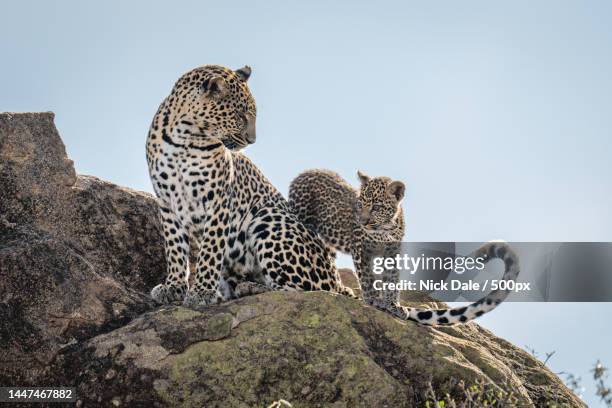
[235,65,252,82]
[201,76,227,97]
[387,180,405,201]
[357,170,370,185]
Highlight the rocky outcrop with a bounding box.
[53,292,583,407]
[0,113,583,407]
[0,112,165,384]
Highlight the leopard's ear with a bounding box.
[387,180,405,201]
[201,76,228,97]
[357,170,370,185]
[235,65,252,82]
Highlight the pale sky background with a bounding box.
[2,0,611,405]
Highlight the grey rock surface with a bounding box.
[0,112,165,384]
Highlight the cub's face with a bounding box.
[163,64,257,151]
[355,171,405,231]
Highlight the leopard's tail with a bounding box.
[399,241,519,326]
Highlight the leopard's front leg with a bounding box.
[183,212,228,307]
[151,204,190,303]
[352,241,400,305]
[381,240,402,305]
[351,242,377,302]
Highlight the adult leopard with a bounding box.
[146,64,352,307]
[146,64,519,325]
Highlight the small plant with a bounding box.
[525,345,556,365]
[424,379,521,407]
[562,373,584,399]
[593,361,612,407]
[561,360,612,407]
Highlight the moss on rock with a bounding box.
[54,292,584,407]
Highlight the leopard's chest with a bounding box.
[360,228,398,242]
[153,147,230,227]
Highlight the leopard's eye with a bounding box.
[236,111,247,126]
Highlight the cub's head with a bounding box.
[355,171,405,231]
[155,64,256,151]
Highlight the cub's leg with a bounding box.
[150,205,190,303]
[382,263,401,304]
[351,243,376,302]
[380,241,403,306]
[183,220,228,306]
[352,241,402,305]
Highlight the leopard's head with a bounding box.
[155,64,256,151]
[355,171,405,231]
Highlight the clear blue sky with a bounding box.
[2,0,611,405]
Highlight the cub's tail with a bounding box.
[377,241,519,325]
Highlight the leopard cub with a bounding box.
[289,169,405,303]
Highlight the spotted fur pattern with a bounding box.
[146,64,519,325]
[289,171,521,326]
[146,65,353,307]
[288,169,405,304]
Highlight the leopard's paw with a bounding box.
[337,286,357,299]
[150,283,187,304]
[183,288,224,307]
[233,282,271,298]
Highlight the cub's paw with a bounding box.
[366,298,408,320]
[183,288,224,307]
[150,283,187,304]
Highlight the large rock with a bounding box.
[0,112,165,384]
[51,292,583,407]
[0,113,583,407]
